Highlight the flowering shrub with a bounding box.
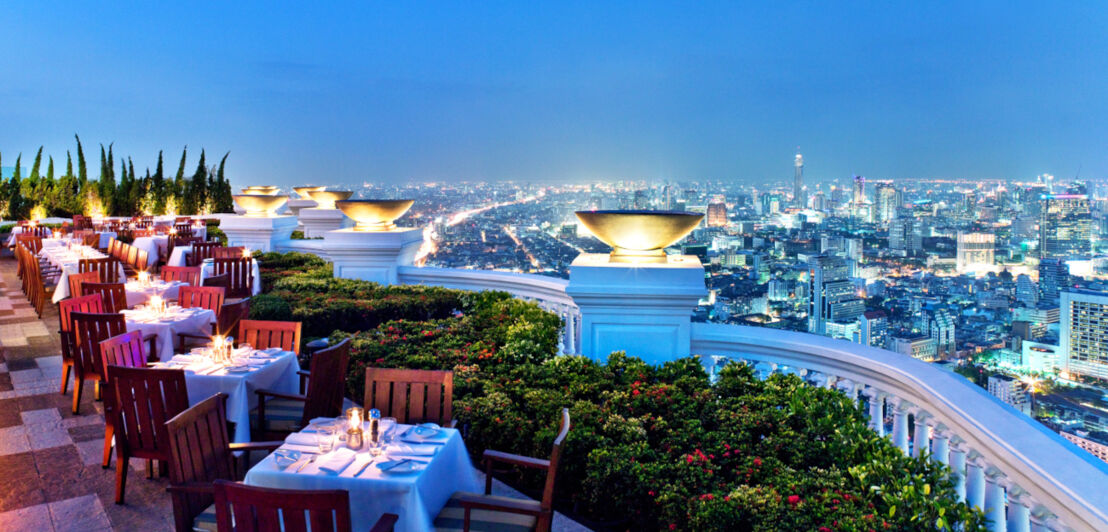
[253,253,987,531]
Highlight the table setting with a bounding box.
[245,408,480,532]
[120,296,216,361]
[124,271,186,307]
[41,243,126,302]
[151,339,300,443]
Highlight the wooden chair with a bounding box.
[82,232,101,248]
[79,257,122,283]
[98,331,149,472]
[106,238,120,258]
[172,223,194,238]
[107,366,189,505]
[162,265,202,286]
[254,339,350,436]
[58,294,104,396]
[202,272,229,291]
[364,368,455,427]
[187,242,222,267]
[16,234,43,253]
[212,246,246,259]
[433,409,571,532]
[211,481,399,532]
[178,286,225,315]
[81,282,128,314]
[70,311,126,415]
[212,257,253,299]
[67,271,100,301]
[165,394,282,532]
[238,320,300,354]
[132,248,151,275]
[179,298,250,349]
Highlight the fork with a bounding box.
[296,454,317,473]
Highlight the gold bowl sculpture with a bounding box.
[574,210,704,263]
[232,194,289,217]
[293,186,325,200]
[241,186,281,195]
[336,199,415,231]
[307,190,354,209]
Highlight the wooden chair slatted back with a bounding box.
[364,368,454,426]
[81,282,127,314]
[216,298,250,337]
[79,257,121,283]
[58,294,104,363]
[213,257,253,298]
[71,311,126,381]
[238,320,300,354]
[162,266,202,286]
[178,286,225,315]
[542,408,572,513]
[212,246,246,259]
[302,339,351,424]
[202,272,230,292]
[187,242,222,266]
[213,480,352,532]
[165,394,237,532]
[16,234,43,253]
[67,271,100,302]
[109,366,189,461]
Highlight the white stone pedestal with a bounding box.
[566,253,706,365]
[299,208,352,238]
[287,199,318,218]
[325,228,423,285]
[220,215,298,252]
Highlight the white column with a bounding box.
[865,389,885,436]
[948,444,967,501]
[965,455,986,510]
[984,473,1007,532]
[1006,495,1030,532]
[930,428,950,465]
[892,401,911,453]
[1029,506,1056,532]
[564,308,577,354]
[913,412,932,459]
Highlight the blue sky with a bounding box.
[1,2,1106,186]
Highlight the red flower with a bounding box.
[699,494,714,501]
[787,495,801,506]
[669,525,676,531]
[753,457,762,467]
[632,389,641,396]
[819,528,831,532]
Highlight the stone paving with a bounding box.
[0,255,590,532]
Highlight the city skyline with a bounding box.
[2,2,1106,185]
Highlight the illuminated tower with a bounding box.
[793,150,805,207]
[1039,194,1091,259]
[852,175,866,217]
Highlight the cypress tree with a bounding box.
[7,154,26,220]
[24,146,42,198]
[152,150,166,214]
[215,152,233,212]
[75,135,87,187]
[190,149,208,214]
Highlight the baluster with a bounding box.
[966,453,986,510]
[1005,489,1031,532]
[1029,506,1057,532]
[913,411,932,458]
[948,441,967,501]
[930,426,949,465]
[863,388,886,436]
[984,470,1007,532]
[891,400,911,453]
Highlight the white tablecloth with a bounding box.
[131,235,169,263]
[41,245,127,303]
[123,280,185,308]
[121,306,216,362]
[244,425,480,532]
[157,350,300,443]
[201,260,262,296]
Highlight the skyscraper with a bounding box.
[1061,290,1108,380]
[955,232,996,274]
[852,175,866,216]
[706,200,727,227]
[889,217,923,254]
[793,151,805,208]
[1039,194,1092,260]
[875,183,898,223]
[808,255,864,335]
[925,309,956,357]
[1039,258,1071,304]
[860,310,888,348]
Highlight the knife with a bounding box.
[378,458,410,471]
[352,459,374,477]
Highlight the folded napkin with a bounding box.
[317,448,357,475]
[388,444,438,457]
[172,354,205,364]
[285,432,318,447]
[262,347,282,355]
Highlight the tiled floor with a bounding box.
[0,255,592,531]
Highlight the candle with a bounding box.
[346,407,365,450]
[137,271,149,286]
[149,295,164,316]
[243,248,252,259]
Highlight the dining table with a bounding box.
[151,347,301,444]
[131,235,169,264]
[119,304,216,362]
[123,278,186,308]
[244,420,481,532]
[41,244,127,303]
[166,247,263,295]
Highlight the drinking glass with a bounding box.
[317,427,336,453]
[380,417,397,443]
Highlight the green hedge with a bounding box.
[251,253,986,531]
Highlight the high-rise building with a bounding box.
[955,232,996,273]
[793,151,805,208]
[889,217,923,254]
[859,310,888,348]
[1061,290,1108,380]
[759,193,782,215]
[875,183,898,223]
[706,201,727,227]
[1039,194,1092,260]
[807,255,864,335]
[1016,274,1039,307]
[925,309,957,357]
[851,175,866,218]
[1039,258,1071,304]
[889,335,937,362]
[987,374,1030,415]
